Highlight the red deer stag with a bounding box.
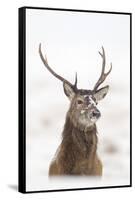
[39,44,112,176]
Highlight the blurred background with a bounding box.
[26,9,130,191]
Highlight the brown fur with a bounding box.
[49,113,102,176]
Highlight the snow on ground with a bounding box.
[26,72,130,192]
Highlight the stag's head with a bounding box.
[39,44,112,130]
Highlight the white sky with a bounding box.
[26,9,130,90]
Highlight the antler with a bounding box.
[39,43,78,90]
[93,46,112,91]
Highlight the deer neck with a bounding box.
[62,115,98,156]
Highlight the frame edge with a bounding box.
[18,7,26,193]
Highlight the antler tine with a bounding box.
[39,43,77,89]
[74,72,78,88]
[93,46,112,91]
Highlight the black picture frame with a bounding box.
[19,6,132,193]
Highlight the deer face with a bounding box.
[64,83,109,128]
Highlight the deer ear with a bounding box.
[93,86,109,102]
[63,82,75,100]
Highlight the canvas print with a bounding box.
[19,7,132,193]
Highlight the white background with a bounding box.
[0,0,134,199]
[26,8,130,191]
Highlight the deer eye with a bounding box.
[77,100,83,105]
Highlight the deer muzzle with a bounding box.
[92,109,101,119]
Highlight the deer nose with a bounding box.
[92,110,101,118]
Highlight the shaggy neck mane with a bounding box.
[61,114,98,157]
[57,115,98,174]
